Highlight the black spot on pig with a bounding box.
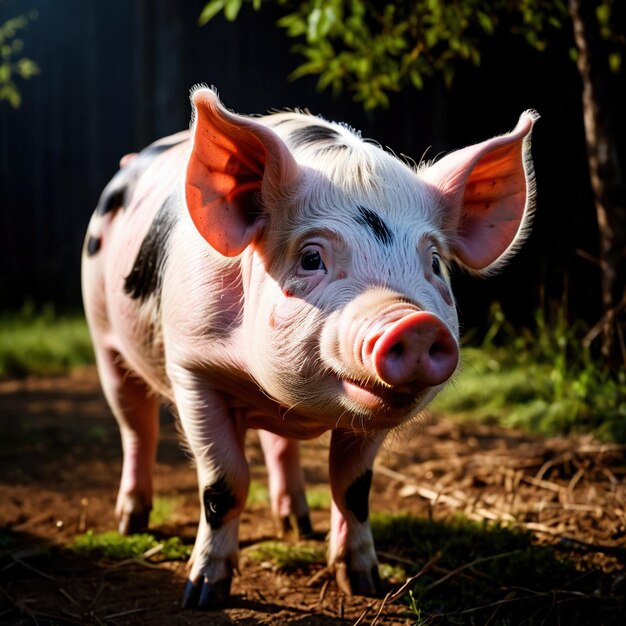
[85,235,102,257]
[95,134,187,217]
[123,194,178,302]
[289,125,341,148]
[203,476,237,530]
[345,469,372,523]
[356,206,394,246]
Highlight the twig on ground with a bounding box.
[353,554,441,626]
[104,607,147,619]
[59,587,79,606]
[12,555,56,581]
[423,550,521,593]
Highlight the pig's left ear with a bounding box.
[186,87,300,256]
[421,110,539,275]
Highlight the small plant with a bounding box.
[70,531,191,561]
[246,540,325,571]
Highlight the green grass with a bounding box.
[306,486,331,510]
[0,302,94,378]
[246,482,330,510]
[70,530,191,561]
[246,540,325,571]
[247,480,270,507]
[438,303,626,442]
[149,496,181,526]
[371,512,619,625]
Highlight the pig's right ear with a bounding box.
[186,87,300,256]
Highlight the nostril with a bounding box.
[388,342,405,359]
[429,341,447,358]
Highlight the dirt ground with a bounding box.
[1,367,625,625]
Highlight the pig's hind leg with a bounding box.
[258,430,312,538]
[93,346,160,535]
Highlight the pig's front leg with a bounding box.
[170,370,250,610]
[328,429,387,596]
[258,430,312,538]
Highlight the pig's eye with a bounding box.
[300,249,327,272]
[431,252,442,277]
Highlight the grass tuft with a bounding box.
[246,540,325,571]
[149,496,181,526]
[306,486,331,510]
[70,530,191,561]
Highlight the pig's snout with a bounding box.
[370,312,458,388]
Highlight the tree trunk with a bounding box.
[569,0,626,369]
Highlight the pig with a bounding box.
[81,86,538,609]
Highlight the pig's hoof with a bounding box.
[335,562,382,597]
[182,577,232,610]
[278,513,313,539]
[117,508,150,535]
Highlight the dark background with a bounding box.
[1,0,615,336]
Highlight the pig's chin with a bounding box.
[337,378,428,427]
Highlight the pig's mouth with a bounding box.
[340,377,423,413]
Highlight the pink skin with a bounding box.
[91,345,159,533]
[257,430,310,534]
[82,88,537,609]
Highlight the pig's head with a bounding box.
[186,87,538,432]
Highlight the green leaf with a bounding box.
[307,7,321,42]
[277,12,307,37]
[596,2,610,27]
[0,83,22,108]
[17,58,39,79]
[224,0,243,22]
[198,0,226,25]
[288,59,326,81]
[409,68,424,90]
[609,51,621,73]
[477,11,494,35]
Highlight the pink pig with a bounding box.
[82,87,538,609]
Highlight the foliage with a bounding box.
[246,539,325,571]
[0,7,39,108]
[0,303,94,378]
[438,302,626,442]
[70,530,191,561]
[200,0,623,109]
[371,512,618,625]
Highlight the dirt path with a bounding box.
[1,368,624,624]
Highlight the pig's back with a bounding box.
[82,132,191,396]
